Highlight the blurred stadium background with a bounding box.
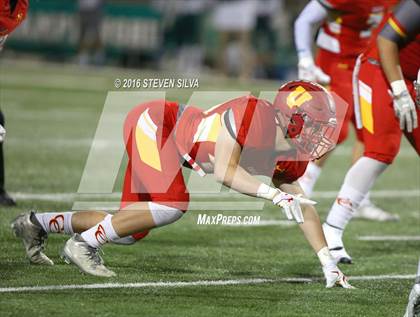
[3,0,308,80]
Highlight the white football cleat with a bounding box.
[354,202,399,222]
[323,223,352,264]
[404,283,420,317]
[61,234,116,277]
[322,265,354,289]
[11,212,54,265]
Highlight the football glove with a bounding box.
[322,264,354,289]
[272,190,316,224]
[404,283,420,317]
[298,56,331,85]
[0,124,5,142]
[391,80,418,133]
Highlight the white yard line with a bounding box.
[312,190,420,198]
[11,189,420,202]
[0,274,415,293]
[6,136,419,157]
[223,220,295,227]
[358,236,420,241]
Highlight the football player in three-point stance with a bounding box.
[294,0,399,234]
[12,80,353,288]
[323,0,420,266]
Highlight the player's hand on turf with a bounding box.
[391,80,418,133]
[272,190,316,224]
[322,265,354,289]
[0,124,5,142]
[298,57,331,85]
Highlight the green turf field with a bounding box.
[0,60,419,317]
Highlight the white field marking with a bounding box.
[1,136,410,156]
[311,189,420,199]
[223,220,295,227]
[410,212,420,219]
[358,235,420,241]
[5,136,418,157]
[71,201,265,211]
[222,214,420,227]
[0,274,415,294]
[11,189,420,202]
[7,138,117,149]
[333,145,417,158]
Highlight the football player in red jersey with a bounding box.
[0,0,28,206]
[323,0,420,265]
[12,80,353,288]
[294,0,399,222]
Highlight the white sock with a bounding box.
[298,161,322,197]
[81,214,120,248]
[359,192,372,207]
[417,258,420,276]
[34,212,74,235]
[326,185,365,229]
[326,157,388,230]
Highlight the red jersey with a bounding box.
[0,0,28,36]
[316,0,394,61]
[175,96,308,182]
[363,10,420,81]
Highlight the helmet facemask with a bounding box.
[277,110,337,160]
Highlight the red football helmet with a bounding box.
[273,80,338,159]
[0,0,28,36]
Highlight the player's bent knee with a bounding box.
[149,202,183,227]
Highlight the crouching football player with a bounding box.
[12,80,353,288]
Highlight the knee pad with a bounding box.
[113,203,183,245]
[149,202,183,227]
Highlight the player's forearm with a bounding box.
[214,163,265,198]
[294,0,328,60]
[377,35,404,84]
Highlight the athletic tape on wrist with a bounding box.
[256,183,277,200]
[317,246,335,267]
